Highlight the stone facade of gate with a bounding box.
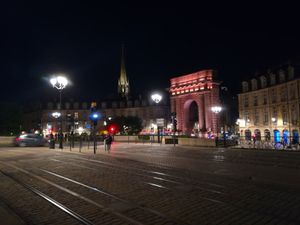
[170,69,220,136]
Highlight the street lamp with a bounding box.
[151,93,162,104]
[50,75,68,149]
[211,106,222,144]
[52,112,61,119]
[151,93,163,143]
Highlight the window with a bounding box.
[289,84,296,100]
[263,94,267,105]
[271,89,276,103]
[292,105,297,125]
[272,107,277,120]
[282,108,288,125]
[244,96,249,107]
[280,87,287,102]
[264,110,268,124]
[244,111,249,123]
[254,110,259,125]
[253,96,258,106]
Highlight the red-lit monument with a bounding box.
[170,69,220,136]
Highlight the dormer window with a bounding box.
[251,79,258,91]
[101,102,107,109]
[65,102,70,109]
[82,102,87,109]
[47,102,54,109]
[242,81,249,92]
[73,102,79,109]
[279,69,285,83]
[270,73,276,85]
[112,101,118,108]
[260,76,267,88]
[287,65,294,80]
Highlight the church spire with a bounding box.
[118,45,130,99]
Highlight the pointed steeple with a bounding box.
[118,45,130,99]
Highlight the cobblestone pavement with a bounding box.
[0,143,300,225]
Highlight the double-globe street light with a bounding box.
[151,93,163,143]
[50,75,68,149]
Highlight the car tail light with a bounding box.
[15,138,21,141]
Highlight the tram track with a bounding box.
[43,156,300,224]
[0,161,191,225]
[2,148,300,224]
[58,156,226,192]
[0,170,94,225]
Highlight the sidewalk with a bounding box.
[0,202,25,225]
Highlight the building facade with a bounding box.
[23,99,170,136]
[169,69,220,136]
[238,65,300,143]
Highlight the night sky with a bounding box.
[1,1,300,103]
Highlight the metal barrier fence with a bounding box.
[239,139,300,150]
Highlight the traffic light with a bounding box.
[108,124,117,134]
[173,118,177,131]
[90,112,100,126]
[171,112,177,132]
[110,126,115,133]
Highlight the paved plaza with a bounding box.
[0,143,300,225]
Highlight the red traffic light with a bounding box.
[108,124,117,134]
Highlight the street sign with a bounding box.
[156,118,164,127]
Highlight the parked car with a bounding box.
[14,134,47,147]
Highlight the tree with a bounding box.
[113,116,143,135]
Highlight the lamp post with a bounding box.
[271,117,276,142]
[50,75,68,149]
[151,93,163,143]
[90,112,100,154]
[51,112,61,149]
[78,126,84,152]
[51,112,61,135]
[211,106,222,146]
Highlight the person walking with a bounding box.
[105,134,113,152]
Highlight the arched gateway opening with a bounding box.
[184,100,199,135]
[170,69,220,136]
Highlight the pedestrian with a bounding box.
[104,135,107,151]
[253,135,256,147]
[105,134,113,152]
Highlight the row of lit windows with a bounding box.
[242,107,298,126]
[171,77,212,88]
[171,85,213,95]
[241,87,298,107]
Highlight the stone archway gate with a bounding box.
[169,70,220,135]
